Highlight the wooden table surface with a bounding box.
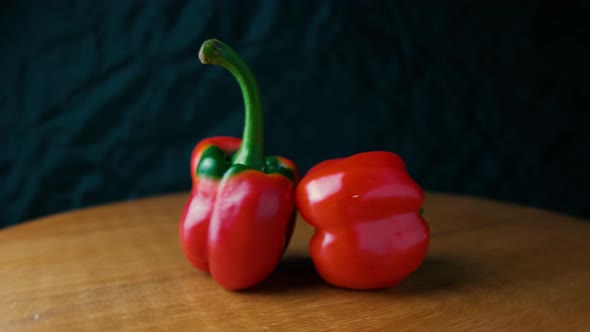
[1,192,589,331]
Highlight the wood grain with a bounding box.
[1,192,589,331]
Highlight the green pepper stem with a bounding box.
[199,39,265,170]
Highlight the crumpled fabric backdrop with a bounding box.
[1,1,589,228]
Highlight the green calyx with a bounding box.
[265,157,296,182]
[196,146,232,179]
[198,39,265,171]
[196,145,296,181]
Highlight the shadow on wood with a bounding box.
[245,253,483,295]
[390,254,483,296]
[245,256,324,293]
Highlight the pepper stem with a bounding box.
[199,39,265,170]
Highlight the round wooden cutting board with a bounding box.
[1,192,589,331]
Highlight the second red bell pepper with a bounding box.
[295,151,429,290]
[179,39,299,290]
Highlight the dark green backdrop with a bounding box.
[1,1,589,228]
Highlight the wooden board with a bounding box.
[1,192,589,331]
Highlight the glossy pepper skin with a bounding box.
[295,151,429,290]
[179,39,299,290]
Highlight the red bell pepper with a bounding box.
[179,39,299,290]
[295,151,429,290]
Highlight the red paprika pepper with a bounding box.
[295,151,429,290]
[179,39,299,290]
